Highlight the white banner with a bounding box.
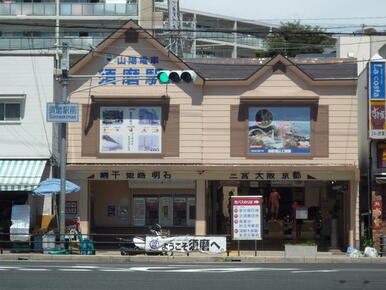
[145,236,226,254]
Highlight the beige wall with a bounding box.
[67,36,358,169]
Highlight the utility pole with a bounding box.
[59,43,69,249]
[168,0,184,57]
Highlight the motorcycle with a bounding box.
[118,224,170,256]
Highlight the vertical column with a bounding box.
[71,178,89,235]
[192,13,197,58]
[232,21,238,58]
[349,179,360,248]
[195,179,207,235]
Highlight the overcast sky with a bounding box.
[179,0,386,31]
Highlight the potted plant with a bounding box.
[284,241,318,258]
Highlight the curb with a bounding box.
[1,254,386,263]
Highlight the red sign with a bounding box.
[232,198,261,206]
[372,197,382,231]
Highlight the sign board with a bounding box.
[295,207,308,220]
[370,62,385,100]
[231,196,262,240]
[47,102,79,123]
[369,62,386,139]
[145,236,226,254]
[372,197,382,231]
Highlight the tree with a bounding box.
[263,21,334,57]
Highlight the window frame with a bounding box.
[0,95,25,123]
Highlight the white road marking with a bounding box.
[291,270,339,274]
[127,267,300,273]
[71,266,101,269]
[99,268,135,272]
[17,269,51,271]
[0,266,21,269]
[58,269,92,272]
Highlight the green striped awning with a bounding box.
[0,160,47,191]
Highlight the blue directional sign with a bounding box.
[47,102,79,123]
[370,62,385,100]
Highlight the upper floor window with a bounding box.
[0,103,21,122]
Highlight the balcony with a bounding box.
[0,37,55,50]
[0,3,138,17]
[0,3,56,16]
[60,3,138,16]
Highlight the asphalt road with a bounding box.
[0,261,385,290]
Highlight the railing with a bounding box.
[0,37,107,51]
[0,38,55,50]
[0,3,138,17]
[60,3,138,16]
[0,232,233,256]
[195,31,266,49]
[0,3,56,16]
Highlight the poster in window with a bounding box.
[159,196,173,226]
[117,205,129,221]
[248,107,311,154]
[100,106,161,153]
[133,198,145,226]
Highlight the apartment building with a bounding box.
[0,0,273,62]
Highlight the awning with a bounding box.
[0,160,47,191]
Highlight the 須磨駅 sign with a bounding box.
[47,102,79,123]
[232,196,262,240]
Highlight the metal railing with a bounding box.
[60,3,138,16]
[0,232,234,256]
[0,38,55,50]
[0,3,56,16]
[0,3,138,17]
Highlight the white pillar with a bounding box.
[70,179,89,235]
[195,179,207,235]
[232,21,238,58]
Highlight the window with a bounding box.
[0,103,21,122]
[133,195,195,227]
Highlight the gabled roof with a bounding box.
[70,20,356,87]
[186,56,357,81]
[69,20,204,84]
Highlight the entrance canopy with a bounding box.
[0,160,47,191]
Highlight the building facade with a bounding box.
[0,0,273,61]
[65,21,359,250]
[0,55,54,238]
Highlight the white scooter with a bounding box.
[119,224,169,256]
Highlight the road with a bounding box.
[0,261,385,290]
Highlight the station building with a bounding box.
[65,21,359,250]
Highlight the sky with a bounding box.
[179,0,386,32]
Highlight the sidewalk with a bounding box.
[1,250,386,263]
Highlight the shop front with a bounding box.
[66,167,358,250]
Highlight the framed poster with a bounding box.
[117,205,129,221]
[248,107,311,154]
[133,198,145,226]
[100,106,162,153]
[231,196,262,240]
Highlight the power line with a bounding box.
[1,20,386,35]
